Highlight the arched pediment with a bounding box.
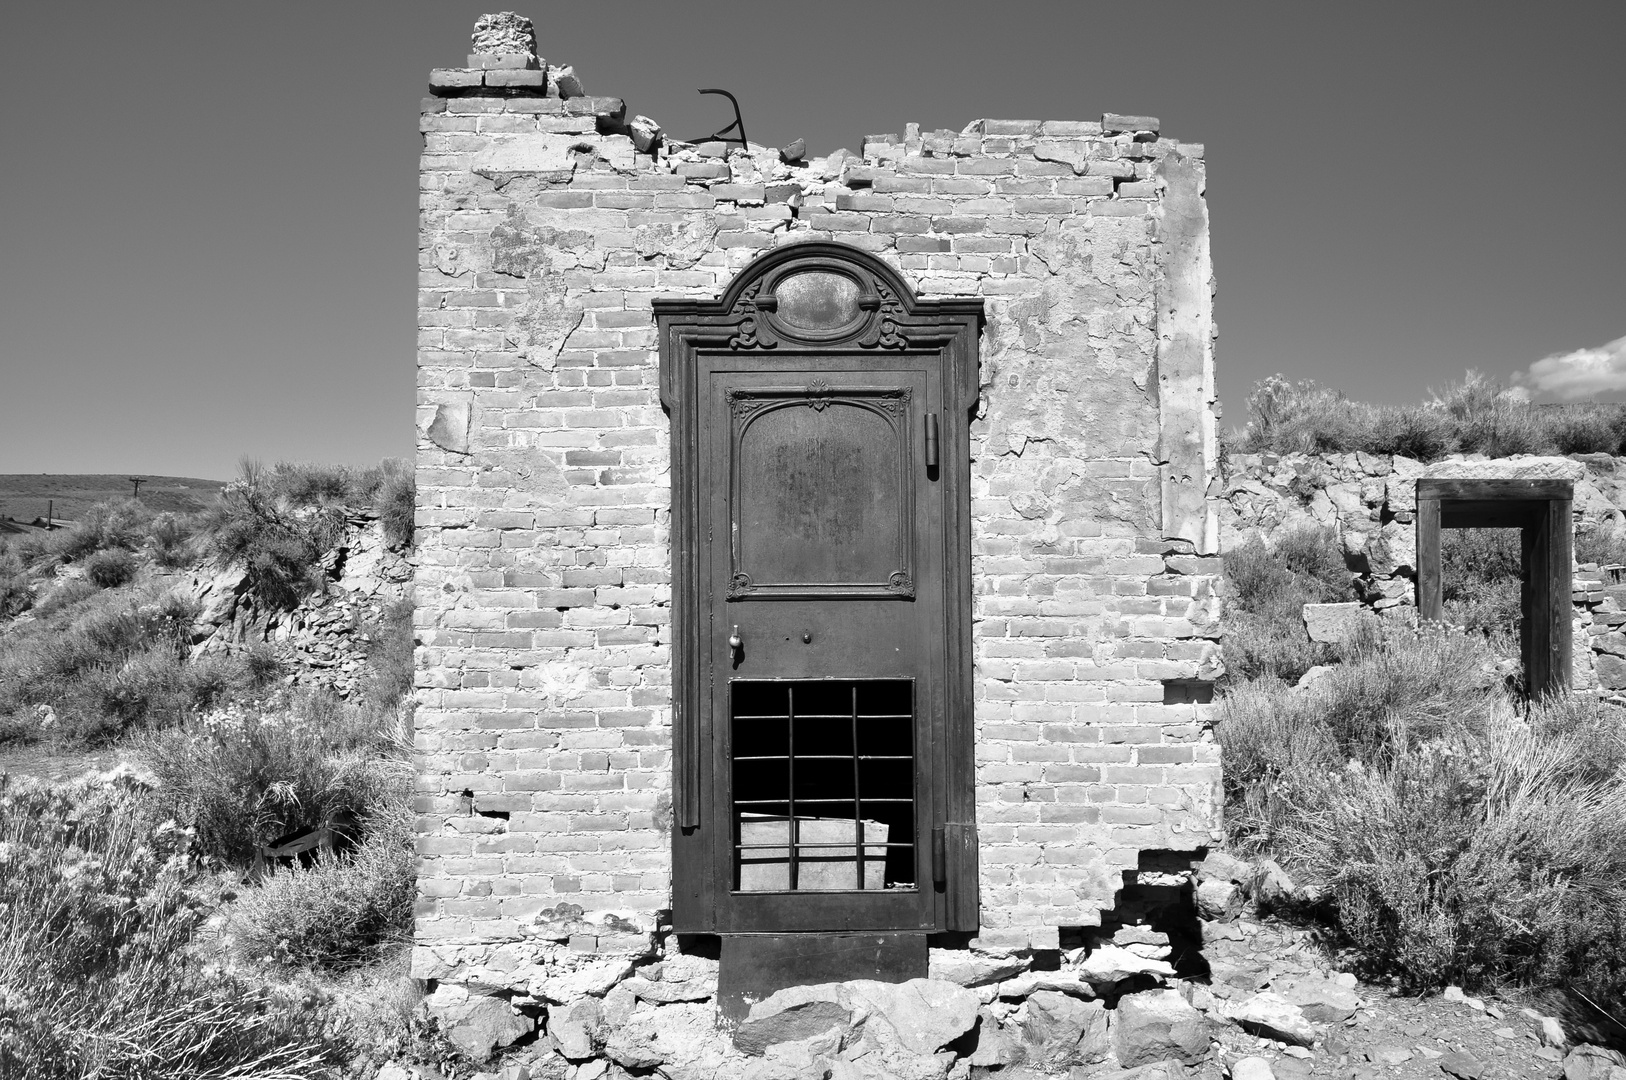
[653,241,983,411]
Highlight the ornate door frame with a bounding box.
[655,242,983,934]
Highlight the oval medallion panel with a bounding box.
[773,271,862,333]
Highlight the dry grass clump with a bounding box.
[200,458,415,610]
[0,587,280,745]
[231,791,417,969]
[140,689,409,864]
[1237,371,1626,461]
[139,690,419,975]
[1222,525,1352,684]
[0,772,344,1077]
[1218,623,1626,1003]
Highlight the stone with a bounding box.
[426,987,535,1061]
[1275,977,1359,1023]
[734,979,977,1058]
[1252,860,1298,910]
[1440,1050,1486,1079]
[1112,989,1210,1068]
[426,400,472,455]
[1302,602,1364,643]
[1196,879,1243,921]
[929,948,1030,987]
[1366,1044,1412,1065]
[965,1008,1026,1068]
[472,135,577,187]
[1229,992,1317,1047]
[550,65,584,98]
[629,115,661,153]
[1542,1015,1568,1047]
[527,958,633,1003]
[780,138,806,163]
[471,12,537,60]
[1294,665,1334,690]
[848,979,981,1055]
[547,998,601,1060]
[640,952,718,1002]
[601,1002,735,1079]
[1231,1057,1275,1080]
[996,970,1097,1000]
[1077,943,1176,984]
[1021,991,1109,1069]
[376,1067,414,1080]
[1565,1045,1626,1080]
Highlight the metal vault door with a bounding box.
[656,243,982,937]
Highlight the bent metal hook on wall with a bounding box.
[691,88,748,148]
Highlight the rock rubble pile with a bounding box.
[384,851,1620,1079]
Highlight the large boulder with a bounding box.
[1112,989,1210,1067]
[1021,990,1109,1069]
[733,979,978,1059]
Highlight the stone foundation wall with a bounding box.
[413,15,1223,1002]
[1219,450,1626,694]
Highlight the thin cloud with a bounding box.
[1514,335,1626,400]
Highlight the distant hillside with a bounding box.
[0,474,226,523]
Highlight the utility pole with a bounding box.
[129,477,143,499]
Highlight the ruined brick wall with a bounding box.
[413,57,1222,988]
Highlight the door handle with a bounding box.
[729,625,743,664]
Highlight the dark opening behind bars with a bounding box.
[731,679,916,891]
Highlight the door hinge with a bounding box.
[924,412,940,470]
[932,825,946,886]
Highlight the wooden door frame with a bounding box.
[655,242,983,934]
[1415,478,1573,697]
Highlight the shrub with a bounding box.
[28,576,99,618]
[140,691,408,865]
[375,458,415,549]
[83,547,138,588]
[358,599,415,708]
[0,772,343,1077]
[1217,626,1626,1004]
[1237,370,1626,462]
[202,461,343,610]
[146,511,202,568]
[232,788,417,970]
[0,550,31,618]
[0,588,275,744]
[1222,528,1349,684]
[44,498,153,563]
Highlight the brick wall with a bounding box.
[414,68,1222,986]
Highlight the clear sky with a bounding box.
[2,1,1622,478]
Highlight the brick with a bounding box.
[1102,113,1160,135]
